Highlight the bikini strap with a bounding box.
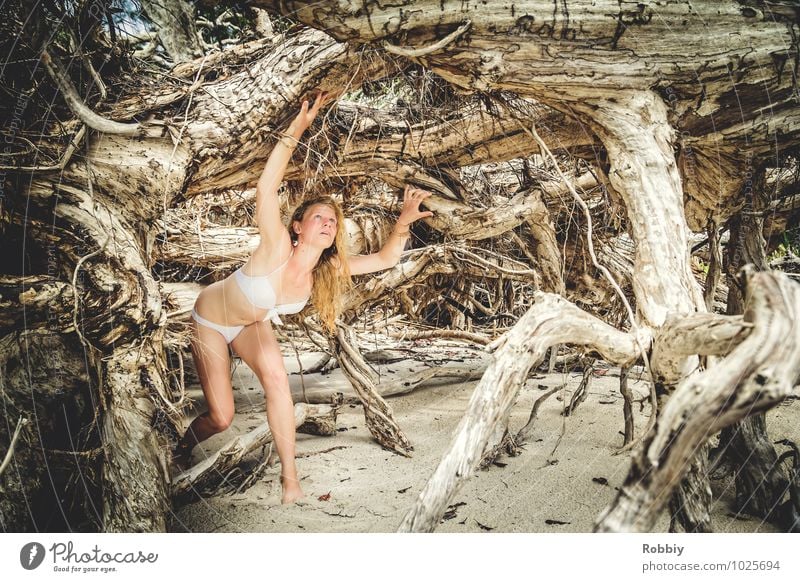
[240,249,294,278]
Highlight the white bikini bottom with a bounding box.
[191,309,244,344]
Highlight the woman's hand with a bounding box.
[287,91,333,137]
[349,185,435,275]
[397,185,435,227]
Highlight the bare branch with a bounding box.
[383,20,472,57]
[0,417,29,478]
[41,51,155,137]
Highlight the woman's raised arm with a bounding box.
[348,185,434,276]
[255,92,330,248]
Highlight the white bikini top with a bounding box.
[234,250,310,326]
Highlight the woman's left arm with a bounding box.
[348,185,434,276]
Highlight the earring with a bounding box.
[292,239,299,247]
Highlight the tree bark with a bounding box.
[718,414,790,520]
[717,181,793,527]
[0,330,94,531]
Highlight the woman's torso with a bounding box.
[194,237,312,326]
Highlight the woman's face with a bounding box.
[295,203,338,249]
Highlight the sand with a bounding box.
[168,337,799,533]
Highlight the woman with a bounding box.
[175,92,434,504]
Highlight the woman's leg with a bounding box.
[231,321,303,504]
[176,318,236,465]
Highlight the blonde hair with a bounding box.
[289,196,352,334]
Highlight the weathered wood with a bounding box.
[8,0,800,535]
[651,313,752,385]
[0,330,95,530]
[716,185,794,528]
[181,29,402,195]
[668,448,713,533]
[139,0,202,63]
[704,223,723,312]
[596,271,800,532]
[515,384,563,445]
[718,414,790,520]
[619,366,634,446]
[334,98,594,168]
[0,276,74,334]
[20,172,175,531]
[398,292,639,532]
[297,406,339,436]
[386,329,490,346]
[259,0,800,228]
[332,323,413,456]
[99,342,172,532]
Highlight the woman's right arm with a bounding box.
[255,92,329,247]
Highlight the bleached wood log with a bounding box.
[331,323,413,456]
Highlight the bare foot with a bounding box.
[280,475,305,505]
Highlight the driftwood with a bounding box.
[297,406,339,436]
[618,366,634,446]
[713,190,795,528]
[398,292,639,532]
[596,271,800,532]
[514,385,563,446]
[331,324,413,456]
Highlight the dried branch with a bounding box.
[41,51,157,137]
[383,21,472,57]
[0,417,29,478]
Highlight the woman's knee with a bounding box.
[206,408,235,432]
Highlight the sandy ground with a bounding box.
[168,338,799,533]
